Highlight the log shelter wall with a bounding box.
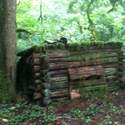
[17,43,124,103]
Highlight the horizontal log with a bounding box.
[48,73,68,79]
[70,50,122,55]
[48,65,122,77]
[103,64,121,68]
[70,79,106,88]
[50,89,69,98]
[50,76,68,82]
[104,75,116,80]
[50,82,68,90]
[48,52,122,62]
[33,58,41,65]
[69,51,117,56]
[34,79,42,84]
[51,96,69,101]
[50,85,68,90]
[32,53,41,58]
[47,50,69,58]
[33,65,41,72]
[51,94,69,99]
[49,62,76,70]
[49,57,120,70]
[48,70,68,77]
[47,48,122,59]
[104,68,117,75]
[68,66,104,80]
[48,54,124,64]
[33,92,42,100]
[34,72,41,78]
[69,57,118,63]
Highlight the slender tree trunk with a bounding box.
[0,0,16,103]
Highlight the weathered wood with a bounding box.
[48,52,121,62]
[51,76,68,82]
[33,92,42,100]
[17,42,124,103]
[34,79,42,84]
[32,53,41,58]
[103,64,119,68]
[34,72,41,78]
[68,66,104,80]
[50,89,69,98]
[33,65,41,72]
[105,75,116,80]
[50,81,68,89]
[41,45,123,101]
[104,68,117,75]
[48,70,67,77]
[69,50,122,57]
[50,96,69,101]
[48,48,122,58]
[47,50,69,58]
[70,79,106,87]
[49,57,120,70]
[33,58,41,65]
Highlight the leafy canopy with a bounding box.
[16,0,125,52]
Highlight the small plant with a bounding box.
[70,109,85,120]
[69,104,101,123]
[98,115,112,125]
[42,112,57,124]
[0,101,58,125]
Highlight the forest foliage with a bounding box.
[16,0,125,52]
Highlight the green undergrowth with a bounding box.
[69,102,125,124]
[0,102,124,125]
[25,42,122,54]
[0,102,57,125]
[69,104,100,123]
[0,92,125,125]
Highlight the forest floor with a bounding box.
[1,89,125,125]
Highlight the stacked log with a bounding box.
[47,50,70,101]
[32,50,52,104]
[25,43,124,102]
[44,43,123,101]
[32,52,43,101]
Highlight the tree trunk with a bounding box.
[0,0,16,103]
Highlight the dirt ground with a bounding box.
[1,89,125,125]
[53,89,125,125]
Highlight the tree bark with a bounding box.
[0,0,16,103]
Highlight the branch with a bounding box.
[108,0,118,13]
[16,0,21,6]
[107,7,115,13]
[76,20,83,34]
[38,0,43,24]
[86,0,96,41]
[86,0,94,27]
[16,29,32,35]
